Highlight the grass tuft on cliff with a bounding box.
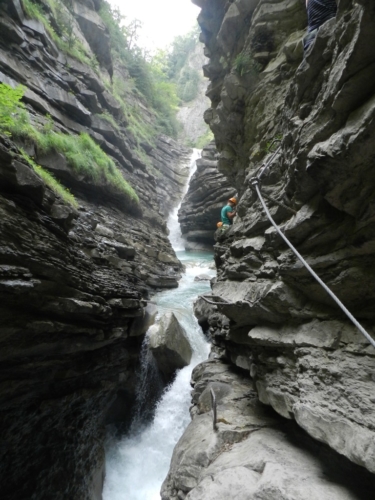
[20,149,78,208]
[21,0,99,70]
[0,83,138,205]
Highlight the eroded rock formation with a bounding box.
[149,312,193,380]
[178,141,234,251]
[0,0,191,498]
[162,359,375,500]
[166,0,375,494]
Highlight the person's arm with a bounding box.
[227,209,236,219]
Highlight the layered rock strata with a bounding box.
[0,0,191,498]
[162,359,375,500]
[0,0,190,219]
[178,141,234,251]
[189,0,375,478]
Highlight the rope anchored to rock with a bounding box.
[199,295,254,306]
[250,176,375,350]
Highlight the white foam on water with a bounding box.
[103,149,215,500]
[168,149,200,251]
[103,270,211,500]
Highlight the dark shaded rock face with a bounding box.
[186,0,375,482]
[0,0,191,498]
[178,142,234,251]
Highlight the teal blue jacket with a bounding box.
[221,205,234,225]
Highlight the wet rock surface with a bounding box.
[0,132,186,499]
[184,0,375,481]
[0,0,191,498]
[178,142,234,251]
[149,312,193,380]
[161,359,375,500]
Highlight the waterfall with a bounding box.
[128,338,165,434]
[167,148,200,251]
[103,149,214,500]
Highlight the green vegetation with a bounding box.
[99,1,180,140]
[0,83,25,135]
[234,51,261,77]
[195,128,214,149]
[176,67,200,102]
[20,149,78,208]
[21,0,98,70]
[167,27,201,103]
[0,83,138,205]
[166,27,200,79]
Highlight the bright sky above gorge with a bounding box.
[109,0,201,50]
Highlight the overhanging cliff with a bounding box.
[192,0,375,478]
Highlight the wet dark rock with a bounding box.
[0,0,192,497]
[178,142,234,251]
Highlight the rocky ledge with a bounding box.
[188,0,375,481]
[178,142,234,251]
[162,358,375,500]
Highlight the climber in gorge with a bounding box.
[303,0,337,51]
[221,197,237,227]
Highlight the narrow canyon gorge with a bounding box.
[1,0,375,499]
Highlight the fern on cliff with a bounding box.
[234,51,261,77]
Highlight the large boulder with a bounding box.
[148,312,193,378]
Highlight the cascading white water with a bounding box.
[168,148,200,251]
[103,150,214,500]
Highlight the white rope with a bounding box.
[253,182,375,349]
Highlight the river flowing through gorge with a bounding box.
[103,150,215,500]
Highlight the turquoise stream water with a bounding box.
[103,252,214,500]
[103,151,214,500]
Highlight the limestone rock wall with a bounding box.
[0,0,191,498]
[176,42,211,145]
[161,359,375,500]
[190,0,375,478]
[178,141,234,251]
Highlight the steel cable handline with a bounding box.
[256,140,282,180]
[250,177,375,349]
